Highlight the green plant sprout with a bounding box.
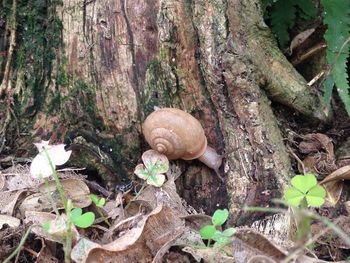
[90,194,106,208]
[283,173,326,243]
[134,149,169,197]
[89,194,111,227]
[30,141,95,262]
[199,209,236,248]
[283,173,326,208]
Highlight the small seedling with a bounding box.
[283,173,326,208]
[69,207,95,228]
[90,194,106,208]
[199,209,236,247]
[89,194,111,227]
[283,173,326,243]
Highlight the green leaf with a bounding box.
[89,194,99,204]
[212,231,232,245]
[291,174,317,194]
[321,0,350,116]
[97,198,105,208]
[72,212,95,229]
[70,208,82,221]
[269,0,296,48]
[142,150,169,174]
[323,76,334,109]
[222,227,236,237]
[212,209,229,226]
[284,187,304,207]
[147,173,165,187]
[134,164,149,180]
[199,225,217,240]
[306,185,326,207]
[295,0,317,20]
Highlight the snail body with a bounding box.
[142,108,222,172]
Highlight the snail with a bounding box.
[142,108,223,175]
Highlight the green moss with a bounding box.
[144,59,184,116]
[10,0,63,117]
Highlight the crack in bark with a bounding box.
[187,0,226,153]
[120,0,143,121]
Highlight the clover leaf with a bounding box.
[283,174,326,207]
[70,208,95,229]
[134,150,169,187]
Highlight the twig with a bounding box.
[286,145,305,174]
[307,71,325,87]
[291,43,327,66]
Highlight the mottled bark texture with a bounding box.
[0,0,329,223]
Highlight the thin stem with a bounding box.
[3,225,37,263]
[44,177,59,215]
[64,200,73,263]
[97,208,111,227]
[43,149,67,209]
[124,181,147,210]
[134,181,147,200]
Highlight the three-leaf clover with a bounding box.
[134,150,169,187]
[199,209,236,247]
[283,173,326,207]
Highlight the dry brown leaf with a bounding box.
[320,165,350,184]
[299,155,317,174]
[182,246,233,263]
[134,177,189,217]
[39,178,91,208]
[75,205,185,263]
[0,189,29,215]
[248,255,277,263]
[289,28,315,54]
[299,133,334,157]
[0,214,20,229]
[298,134,337,177]
[323,180,344,206]
[24,211,79,245]
[232,228,287,262]
[152,228,204,263]
[18,178,91,215]
[182,214,213,232]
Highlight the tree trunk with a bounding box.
[0,0,329,224]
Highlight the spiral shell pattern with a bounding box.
[142,108,207,160]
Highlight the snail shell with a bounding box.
[142,108,207,160]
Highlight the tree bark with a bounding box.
[0,0,329,223]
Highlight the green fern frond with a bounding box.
[269,0,296,48]
[321,0,350,115]
[295,0,317,20]
[266,0,317,48]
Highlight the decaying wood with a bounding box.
[0,0,330,223]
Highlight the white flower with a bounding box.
[30,141,72,179]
